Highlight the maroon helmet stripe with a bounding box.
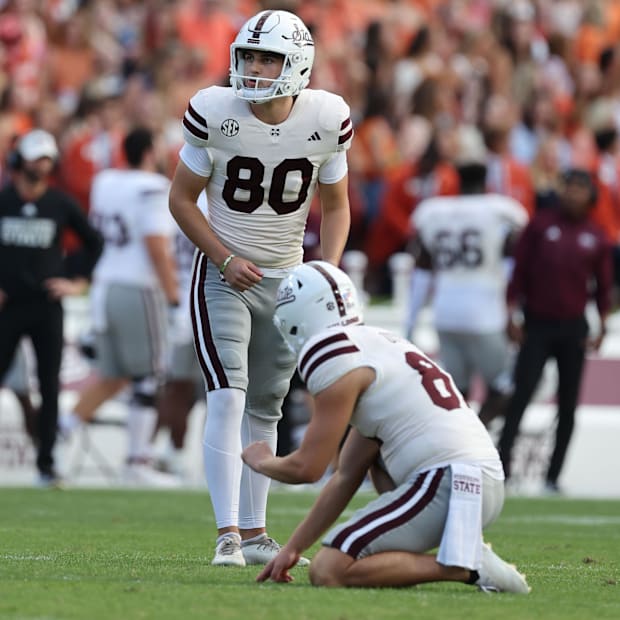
[299,332,349,375]
[248,10,274,42]
[310,263,346,317]
[302,345,360,384]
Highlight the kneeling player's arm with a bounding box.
[286,431,380,555]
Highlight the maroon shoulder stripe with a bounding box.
[302,345,360,384]
[187,102,206,126]
[340,118,351,130]
[299,332,349,375]
[183,117,208,141]
[338,128,354,145]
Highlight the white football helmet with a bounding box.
[274,261,364,355]
[230,10,314,103]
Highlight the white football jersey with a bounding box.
[298,325,504,484]
[181,86,353,269]
[412,193,528,331]
[90,169,174,287]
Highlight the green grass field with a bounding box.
[1,488,618,620]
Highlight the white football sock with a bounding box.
[203,387,245,529]
[126,405,157,462]
[238,414,278,531]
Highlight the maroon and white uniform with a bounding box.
[299,324,504,560]
[180,85,352,398]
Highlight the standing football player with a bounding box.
[405,125,529,427]
[242,261,529,594]
[62,127,180,487]
[168,10,352,566]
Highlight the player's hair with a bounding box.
[123,127,153,167]
[457,163,487,194]
[561,168,598,206]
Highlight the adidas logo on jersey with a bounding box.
[307,131,321,141]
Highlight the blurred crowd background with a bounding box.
[1,0,620,296]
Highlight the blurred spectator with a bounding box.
[482,94,535,217]
[586,97,620,290]
[498,168,613,494]
[348,87,401,249]
[175,0,245,86]
[364,126,459,295]
[59,75,127,209]
[530,134,565,210]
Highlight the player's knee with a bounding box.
[246,378,290,420]
[308,548,347,587]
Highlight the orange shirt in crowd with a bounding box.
[58,126,126,253]
[175,4,240,84]
[365,160,459,266]
[591,154,620,244]
[349,115,402,182]
[487,154,535,217]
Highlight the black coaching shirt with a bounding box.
[0,184,103,301]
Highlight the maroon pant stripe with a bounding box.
[332,468,445,558]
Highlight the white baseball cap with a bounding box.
[17,129,59,161]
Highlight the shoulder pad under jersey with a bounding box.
[181,88,214,148]
[316,91,354,152]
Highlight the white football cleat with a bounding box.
[241,534,310,566]
[476,543,530,594]
[212,535,246,567]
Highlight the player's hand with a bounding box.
[586,327,606,352]
[255,545,300,583]
[0,288,6,310]
[506,319,523,345]
[44,277,88,299]
[241,441,273,473]
[222,256,263,292]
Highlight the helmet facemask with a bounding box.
[229,10,314,103]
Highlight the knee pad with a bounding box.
[246,377,291,421]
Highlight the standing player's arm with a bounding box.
[242,367,375,484]
[145,235,179,306]
[169,160,227,264]
[168,160,262,290]
[404,237,433,339]
[318,174,351,265]
[256,429,380,583]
